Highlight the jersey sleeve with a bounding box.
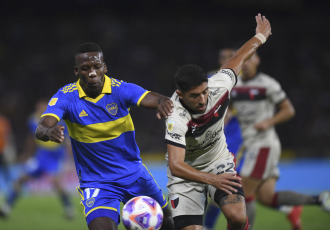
[118,81,149,108]
[164,103,189,148]
[267,78,287,105]
[42,90,69,121]
[210,68,237,92]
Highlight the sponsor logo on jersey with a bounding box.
[86,198,95,207]
[79,110,88,117]
[48,98,58,106]
[179,110,187,117]
[167,120,175,131]
[170,195,179,209]
[209,88,220,96]
[166,130,182,140]
[106,103,118,115]
[220,69,234,81]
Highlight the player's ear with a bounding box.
[176,90,183,99]
[103,63,108,73]
[74,66,78,77]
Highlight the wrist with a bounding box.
[254,33,267,44]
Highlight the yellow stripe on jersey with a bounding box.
[41,113,60,121]
[86,206,117,217]
[137,91,150,106]
[66,114,135,143]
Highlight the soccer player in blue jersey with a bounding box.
[0,99,75,219]
[35,42,175,230]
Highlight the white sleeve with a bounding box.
[210,68,237,92]
[267,78,287,104]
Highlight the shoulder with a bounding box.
[59,82,78,95]
[168,92,191,123]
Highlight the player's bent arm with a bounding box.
[35,116,65,143]
[167,144,241,195]
[271,98,295,125]
[221,14,272,75]
[254,99,295,131]
[139,92,173,119]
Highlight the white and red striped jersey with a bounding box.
[165,69,237,168]
[231,72,287,145]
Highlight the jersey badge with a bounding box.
[106,103,118,115]
[48,98,58,106]
[170,195,179,209]
[86,198,95,207]
[167,120,175,131]
[79,110,88,117]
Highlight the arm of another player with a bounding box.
[254,98,295,131]
[139,92,174,119]
[221,13,272,75]
[167,144,241,195]
[35,116,65,143]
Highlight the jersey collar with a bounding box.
[77,74,112,99]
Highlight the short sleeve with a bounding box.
[267,78,287,104]
[118,81,149,108]
[42,90,69,121]
[210,68,237,92]
[164,117,188,148]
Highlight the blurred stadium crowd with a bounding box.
[0,0,329,158]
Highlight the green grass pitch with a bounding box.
[0,195,329,229]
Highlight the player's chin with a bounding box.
[195,107,206,114]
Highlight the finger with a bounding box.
[221,187,232,195]
[156,112,162,120]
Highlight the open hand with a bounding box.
[255,13,272,39]
[212,173,242,195]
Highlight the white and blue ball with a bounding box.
[122,196,163,230]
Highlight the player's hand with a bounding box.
[156,97,174,119]
[254,119,272,131]
[255,13,272,39]
[212,173,242,195]
[46,125,65,143]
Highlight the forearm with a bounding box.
[221,36,262,74]
[169,161,215,185]
[268,106,295,126]
[139,92,166,109]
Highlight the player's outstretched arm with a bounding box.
[139,92,174,119]
[221,13,272,75]
[35,116,65,143]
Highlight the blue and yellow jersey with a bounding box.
[42,75,150,187]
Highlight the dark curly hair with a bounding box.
[174,64,208,92]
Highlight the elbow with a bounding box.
[169,163,181,178]
[288,106,296,119]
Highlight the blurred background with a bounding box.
[0,0,330,228]
[0,0,329,156]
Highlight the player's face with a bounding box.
[177,82,209,114]
[74,52,108,98]
[218,48,235,67]
[241,53,260,80]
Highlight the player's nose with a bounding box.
[89,70,97,78]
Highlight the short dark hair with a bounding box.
[174,64,208,92]
[76,42,102,55]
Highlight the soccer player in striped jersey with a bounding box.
[35,42,174,230]
[165,14,271,230]
[231,50,330,229]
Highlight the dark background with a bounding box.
[0,0,329,157]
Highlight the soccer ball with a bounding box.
[122,196,163,230]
